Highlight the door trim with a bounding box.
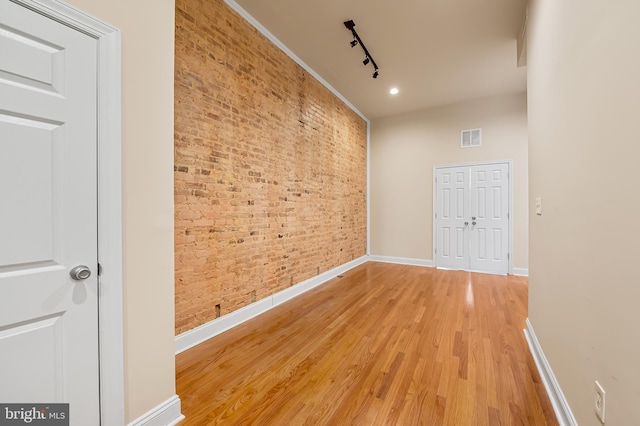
[432,160,513,274]
[10,1,124,424]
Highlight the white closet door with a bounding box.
[435,162,510,274]
[435,167,469,270]
[469,164,509,274]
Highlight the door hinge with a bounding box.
[98,263,103,276]
[507,212,510,219]
[435,212,438,219]
[507,253,510,260]
[435,248,437,254]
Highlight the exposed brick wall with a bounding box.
[174,0,368,334]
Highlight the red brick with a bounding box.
[174,0,367,335]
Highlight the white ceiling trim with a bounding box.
[223,0,369,123]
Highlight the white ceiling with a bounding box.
[232,0,527,120]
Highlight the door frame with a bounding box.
[432,160,513,274]
[10,0,124,424]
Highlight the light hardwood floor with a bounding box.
[176,262,558,425]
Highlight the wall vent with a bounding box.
[461,128,481,148]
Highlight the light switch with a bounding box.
[535,197,542,215]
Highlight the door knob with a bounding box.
[472,221,476,226]
[464,221,469,226]
[472,217,476,220]
[70,265,91,281]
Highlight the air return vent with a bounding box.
[461,128,481,148]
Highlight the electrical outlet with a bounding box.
[595,380,606,423]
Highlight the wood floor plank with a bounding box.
[176,262,559,425]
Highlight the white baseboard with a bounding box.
[175,296,273,354]
[524,318,577,426]
[127,395,184,426]
[175,255,369,354]
[512,267,529,276]
[368,255,525,277]
[271,256,367,306]
[367,255,433,267]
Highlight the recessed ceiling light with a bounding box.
[390,87,399,95]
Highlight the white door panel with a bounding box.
[469,164,509,273]
[435,168,469,269]
[435,163,510,274]
[0,1,99,423]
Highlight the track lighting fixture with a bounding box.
[344,19,380,79]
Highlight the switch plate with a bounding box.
[595,380,606,423]
[535,197,542,215]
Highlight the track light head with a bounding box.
[363,57,370,66]
[372,70,379,79]
[350,39,358,48]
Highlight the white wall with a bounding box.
[370,93,528,269]
[527,0,640,424]
[62,0,176,422]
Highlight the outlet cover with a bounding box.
[595,380,606,423]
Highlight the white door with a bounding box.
[435,162,510,274]
[0,1,100,423]
[469,164,509,273]
[435,167,469,270]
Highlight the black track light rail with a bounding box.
[344,19,379,78]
